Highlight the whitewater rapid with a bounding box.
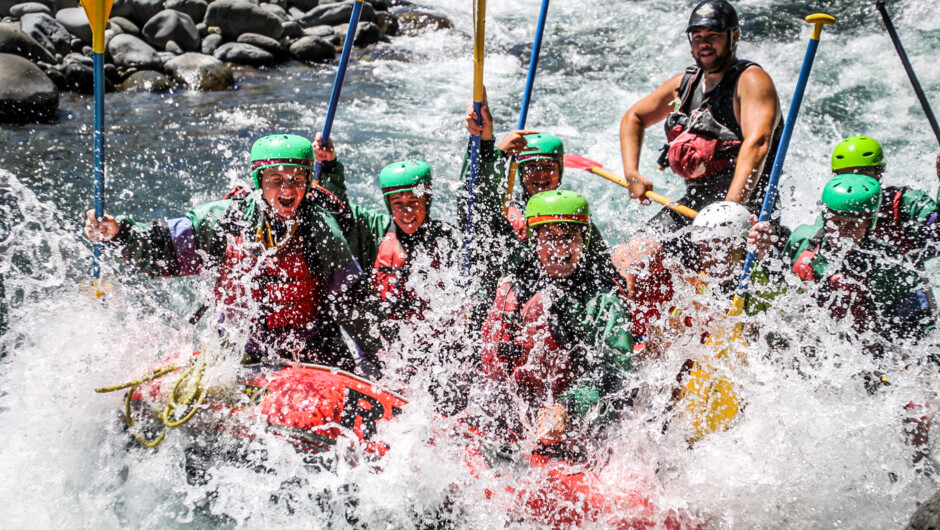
[2,0,940,527]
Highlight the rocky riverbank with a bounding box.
[0,0,452,124]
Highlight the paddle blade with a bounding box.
[79,0,114,53]
[563,154,602,171]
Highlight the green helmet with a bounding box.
[379,160,432,197]
[821,173,882,220]
[250,134,314,189]
[517,133,564,177]
[524,190,591,241]
[831,136,885,172]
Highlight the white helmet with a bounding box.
[691,201,751,244]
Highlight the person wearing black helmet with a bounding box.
[618,0,782,265]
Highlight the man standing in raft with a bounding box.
[83,134,387,375]
[619,0,781,260]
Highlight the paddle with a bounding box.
[682,13,836,440]
[312,0,366,185]
[875,2,940,149]
[464,0,487,273]
[563,154,698,218]
[79,0,113,298]
[502,0,551,216]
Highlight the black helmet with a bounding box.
[686,0,739,33]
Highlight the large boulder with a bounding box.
[142,10,199,51]
[107,33,162,70]
[288,35,332,62]
[0,52,57,123]
[165,0,207,24]
[259,3,289,22]
[121,69,171,91]
[164,52,232,90]
[281,20,303,38]
[20,13,70,57]
[110,0,163,28]
[10,3,51,17]
[213,41,273,66]
[204,0,283,40]
[109,17,140,36]
[350,20,382,47]
[0,23,54,63]
[297,1,376,27]
[236,32,283,59]
[54,7,92,43]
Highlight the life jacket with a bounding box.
[792,227,826,282]
[871,186,939,256]
[213,190,320,331]
[659,60,757,181]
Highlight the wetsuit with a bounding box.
[109,191,386,373]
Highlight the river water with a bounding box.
[2,0,940,527]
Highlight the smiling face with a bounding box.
[387,190,429,235]
[532,223,586,279]
[260,165,309,220]
[520,159,562,196]
[689,27,737,73]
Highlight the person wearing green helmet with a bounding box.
[311,134,457,324]
[828,135,939,263]
[83,133,389,375]
[777,173,933,343]
[479,190,634,444]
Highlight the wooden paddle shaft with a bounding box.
[588,166,698,218]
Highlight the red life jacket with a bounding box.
[792,228,825,282]
[481,281,577,406]
[214,230,319,331]
[659,60,756,181]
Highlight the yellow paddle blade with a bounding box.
[683,362,740,442]
[79,0,114,53]
[81,277,111,299]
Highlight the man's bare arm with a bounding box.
[619,74,683,200]
[726,67,780,204]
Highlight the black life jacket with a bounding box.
[658,59,758,181]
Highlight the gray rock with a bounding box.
[908,488,940,530]
[212,41,273,66]
[20,13,69,57]
[165,39,183,54]
[121,69,171,90]
[200,32,220,54]
[0,52,56,122]
[287,6,304,19]
[165,0,207,24]
[54,7,92,43]
[69,36,81,50]
[259,3,289,22]
[351,20,381,47]
[10,3,51,17]
[155,50,174,62]
[164,51,232,90]
[142,10,199,51]
[297,1,376,28]
[110,0,162,28]
[109,17,139,36]
[63,60,99,93]
[303,24,332,38]
[288,35,332,62]
[397,11,452,36]
[0,22,54,62]
[376,11,397,36]
[81,44,91,55]
[286,0,316,11]
[62,51,90,65]
[281,20,303,38]
[107,33,162,70]
[204,0,283,40]
[43,65,64,88]
[237,32,282,57]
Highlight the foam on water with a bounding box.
[3,0,940,527]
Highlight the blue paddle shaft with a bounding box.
[517,0,550,129]
[93,51,105,280]
[463,101,484,272]
[735,35,822,298]
[313,0,364,183]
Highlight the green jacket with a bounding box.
[782,220,931,341]
[109,190,387,369]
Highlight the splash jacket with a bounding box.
[783,220,933,342]
[480,267,634,421]
[109,189,386,372]
[317,159,457,321]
